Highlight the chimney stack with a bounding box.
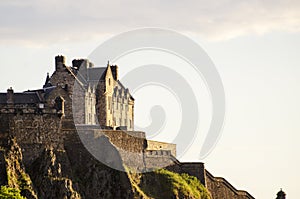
[110,65,119,80]
[72,59,91,80]
[55,55,66,72]
[7,87,14,104]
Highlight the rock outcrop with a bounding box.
[0,134,211,199]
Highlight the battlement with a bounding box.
[147,140,176,157]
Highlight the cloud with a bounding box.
[1,0,300,45]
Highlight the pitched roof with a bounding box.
[0,92,42,104]
[0,94,6,103]
[0,86,57,105]
[88,67,106,81]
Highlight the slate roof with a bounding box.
[0,94,6,103]
[0,92,42,104]
[0,86,57,105]
[87,67,106,81]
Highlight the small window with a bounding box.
[108,78,111,85]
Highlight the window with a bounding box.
[108,78,111,85]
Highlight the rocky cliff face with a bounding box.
[0,135,211,199]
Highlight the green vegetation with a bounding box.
[5,158,32,194]
[127,167,211,199]
[0,186,26,199]
[142,169,211,199]
[4,149,37,199]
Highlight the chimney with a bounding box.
[110,65,119,80]
[7,87,14,104]
[55,55,66,72]
[72,59,88,69]
[72,59,90,80]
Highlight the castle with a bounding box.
[42,55,134,129]
[0,55,254,199]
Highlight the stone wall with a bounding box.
[205,170,255,199]
[0,112,64,167]
[146,140,177,157]
[180,163,206,185]
[144,150,178,170]
[75,127,147,170]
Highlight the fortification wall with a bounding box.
[180,163,206,185]
[144,150,177,169]
[100,130,147,170]
[75,127,147,170]
[146,140,176,157]
[205,170,255,199]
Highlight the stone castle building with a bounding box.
[44,55,134,130]
[0,55,254,199]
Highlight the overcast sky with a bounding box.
[1,1,300,198]
[1,0,300,43]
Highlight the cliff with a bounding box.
[0,135,211,199]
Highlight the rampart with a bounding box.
[146,140,176,157]
[205,170,255,199]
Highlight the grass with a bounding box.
[0,186,26,199]
[151,169,211,199]
[126,167,211,199]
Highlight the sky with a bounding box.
[1,1,300,198]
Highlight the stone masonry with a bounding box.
[0,55,255,199]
